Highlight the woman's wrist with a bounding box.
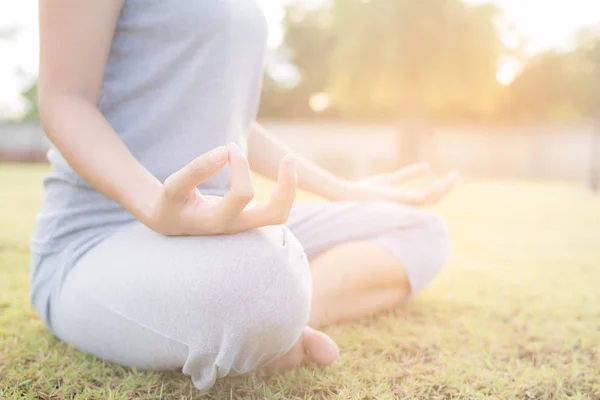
[116,172,164,227]
[322,177,359,201]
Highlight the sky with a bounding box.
[1,0,599,117]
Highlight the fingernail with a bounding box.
[227,142,240,153]
[209,146,228,163]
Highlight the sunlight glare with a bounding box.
[496,58,522,86]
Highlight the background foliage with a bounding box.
[258,0,599,123]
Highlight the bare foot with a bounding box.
[262,327,340,373]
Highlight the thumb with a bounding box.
[163,146,228,198]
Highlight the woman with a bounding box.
[31,0,458,391]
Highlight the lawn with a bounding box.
[1,164,599,399]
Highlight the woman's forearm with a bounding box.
[247,122,350,200]
[38,0,162,223]
[40,94,162,222]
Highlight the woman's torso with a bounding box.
[30,0,268,313]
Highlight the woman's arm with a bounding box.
[247,122,459,205]
[39,0,162,222]
[39,0,297,235]
[248,122,349,200]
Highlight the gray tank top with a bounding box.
[30,0,268,314]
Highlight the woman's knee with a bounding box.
[225,225,312,311]
[408,210,451,292]
[234,225,311,330]
[383,203,451,263]
[422,210,451,255]
[373,207,451,295]
[201,226,311,374]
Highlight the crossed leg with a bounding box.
[286,201,450,329]
[47,201,448,389]
[309,241,411,328]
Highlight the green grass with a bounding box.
[1,163,599,399]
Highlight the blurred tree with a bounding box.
[21,81,39,120]
[510,54,572,120]
[586,32,600,191]
[281,0,501,163]
[328,0,501,121]
[504,32,599,122]
[259,6,337,119]
[263,0,502,122]
[0,27,38,120]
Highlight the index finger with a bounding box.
[163,146,229,199]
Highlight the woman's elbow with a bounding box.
[38,91,92,139]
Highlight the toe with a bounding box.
[303,327,340,365]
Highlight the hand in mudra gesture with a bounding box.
[147,143,296,236]
[343,162,459,206]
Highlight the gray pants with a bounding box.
[47,201,449,391]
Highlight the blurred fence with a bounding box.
[261,121,597,183]
[0,121,50,162]
[1,120,597,183]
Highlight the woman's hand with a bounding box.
[340,162,459,206]
[146,143,297,236]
